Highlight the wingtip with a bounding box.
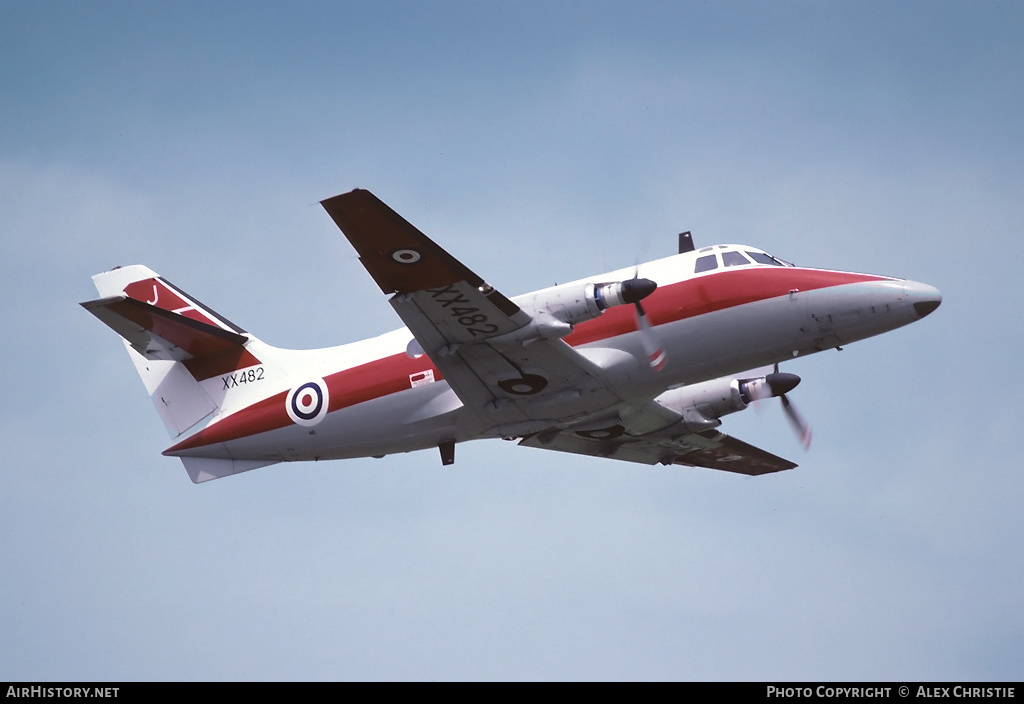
[319,187,370,206]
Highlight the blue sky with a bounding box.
[1,1,1021,680]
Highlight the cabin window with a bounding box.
[694,254,718,273]
[722,251,751,267]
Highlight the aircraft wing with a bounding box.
[518,428,797,475]
[321,189,624,433]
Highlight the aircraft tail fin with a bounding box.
[81,265,264,439]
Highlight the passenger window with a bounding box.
[722,251,751,267]
[694,254,718,273]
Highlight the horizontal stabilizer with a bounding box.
[81,295,257,381]
[180,457,279,484]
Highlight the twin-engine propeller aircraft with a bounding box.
[82,189,941,483]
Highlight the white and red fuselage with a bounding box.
[167,249,936,461]
[83,190,941,482]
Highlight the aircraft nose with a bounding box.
[904,280,942,319]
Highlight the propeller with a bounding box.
[634,300,666,372]
[780,392,812,450]
[617,275,665,372]
[769,364,812,450]
[740,365,812,450]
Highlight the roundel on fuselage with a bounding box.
[286,379,330,427]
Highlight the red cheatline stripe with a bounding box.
[166,267,889,452]
[166,390,290,453]
[165,352,444,453]
[565,267,886,346]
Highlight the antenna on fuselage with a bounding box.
[678,231,694,254]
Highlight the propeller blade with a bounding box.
[634,302,666,372]
[780,394,812,450]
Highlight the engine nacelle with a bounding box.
[655,377,748,432]
[649,372,800,435]
[515,278,657,328]
[495,278,657,345]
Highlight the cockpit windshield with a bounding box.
[692,247,795,274]
[722,251,750,267]
[694,254,717,273]
[746,251,782,266]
